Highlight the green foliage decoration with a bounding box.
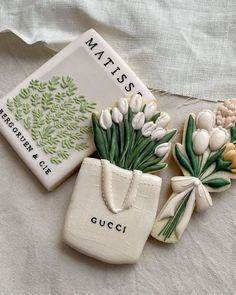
[7,76,96,164]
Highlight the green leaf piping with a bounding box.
[7,76,96,164]
[203,178,231,188]
[184,114,197,176]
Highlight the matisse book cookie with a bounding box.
[63,95,176,264]
[0,29,154,191]
[151,99,236,243]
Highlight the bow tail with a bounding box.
[175,190,196,239]
[195,184,213,212]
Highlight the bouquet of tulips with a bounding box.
[92,94,176,173]
[152,99,236,243]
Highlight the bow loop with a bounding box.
[171,176,196,193]
[195,183,213,212]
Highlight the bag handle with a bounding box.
[101,159,142,214]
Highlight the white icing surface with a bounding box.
[64,158,161,264]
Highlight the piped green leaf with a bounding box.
[175,144,194,175]
[7,76,96,164]
[119,109,132,167]
[92,113,108,159]
[137,157,162,170]
[202,149,224,173]
[142,163,167,173]
[185,114,197,176]
[109,124,117,163]
[215,157,231,172]
[203,178,231,188]
[156,129,177,146]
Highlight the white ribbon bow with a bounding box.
[158,176,213,239]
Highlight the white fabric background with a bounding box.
[0,33,235,295]
[1,1,236,100]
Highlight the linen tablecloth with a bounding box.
[1,1,236,101]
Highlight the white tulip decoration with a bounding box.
[155,143,170,157]
[117,97,129,115]
[144,101,158,121]
[129,94,143,113]
[209,127,229,151]
[112,107,123,123]
[196,110,215,131]
[155,113,170,128]
[151,127,166,140]
[192,129,210,155]
[92,96,176,173]
[141,122,156,137]
[99,109,112,130]
[132,112,145,130]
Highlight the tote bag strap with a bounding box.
[101,159,142,214]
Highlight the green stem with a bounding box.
[136,156,162,170]
[158,190,192,241]
[119,109,131,168]
[124,127,136,169]
[199,154,204,174]
[200,168,216,182]
[125,137,152,168]
[134,129,143,146]
[130,131,137,150]
[118,121,124,155]
[130,140,156,170]
[198,152,212,178]
[131,129,176,170]
[185,115,197,176]
[109,125,117,164]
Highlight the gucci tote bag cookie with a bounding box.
[64,95,176,264]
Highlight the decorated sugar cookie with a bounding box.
[63,95,176,264]
[0,29,156,191]
[151,99,236,243]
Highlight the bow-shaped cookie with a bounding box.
[151,99,236,243]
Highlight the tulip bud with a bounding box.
[209,127,229,151]
[129,94,143,113]
[99,109,112,130]
[155,112,170,128]
[223,143,236,173]
[151,127,166,140]
[155,143,169,157]
[196,110,215,131]
[141,122,156,137]
[132,112,145,130]
[192,129,209,155]
[144,101,158,121]
[117,97,129,114]
[112,107,123,123]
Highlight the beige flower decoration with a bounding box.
[216,98,236,128]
